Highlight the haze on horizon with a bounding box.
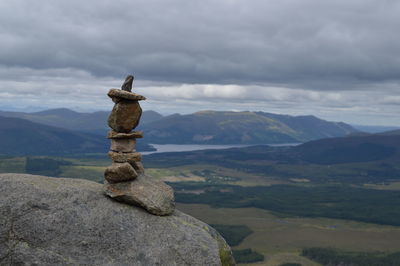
[1,0,400,126]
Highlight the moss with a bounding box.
[216,234,236,266]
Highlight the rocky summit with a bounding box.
[0,174,235,266]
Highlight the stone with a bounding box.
[107,130,143,139]
[104,162,138,183]
[108,100,142,133]
[104,174,175,216]
[108,88,146,101]
[121,75,134,92]
[110,138,136,152]
[131,161,145,174]
[108,151,142,163]
[0,174,235,266]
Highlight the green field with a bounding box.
[177,203,400,265]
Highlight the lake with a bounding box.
[142,143,300,155]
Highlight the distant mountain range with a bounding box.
[142,110,357,144]
[0,116,154,156]
[0,108,163,135]
[0,108,358,145]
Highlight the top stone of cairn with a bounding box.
[108,74,146,101]
[121,75,134,92]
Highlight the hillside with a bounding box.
[142,110,357,144]
[0,108,164,135]
[352,124,400,133]
[257,112,356,140]
[293,134,400,164]
[143,132,400,184]
[0,116,153,155]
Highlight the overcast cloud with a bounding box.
[1,0,400,125]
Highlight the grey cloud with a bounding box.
[0,64,398,125]
[1,0,400,90]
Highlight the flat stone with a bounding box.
[104,174,175,216]
[110,138,136,153]
[108,88,146,101]
[104,162,138,183]
[107,130,143,139]
[108,151,142,163]
[108,101,142,133]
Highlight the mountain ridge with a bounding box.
[0,116,153,155]
[142,110,357,144]
[0,109,164,135]
[0,108,358,145]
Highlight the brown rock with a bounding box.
[104,162,138,183]
[108,151,142,163]
[107,130,143,139]
[108,89,146,101]
[108,101,142,133]
[104,174,175,216]
[131,161,145,175]
[110,138,136,153]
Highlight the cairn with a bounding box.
[104,75,175,216]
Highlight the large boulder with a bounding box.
[0,174,235,266]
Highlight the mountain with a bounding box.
[293,134,400,164]
[257,112,356,140]
[0,108,164,135]
[376,129,400,136]
[351,124,400,134]
[141,110,164,124]
[0,108,357,144]
[0,116,153,155]
[141,110,357,144]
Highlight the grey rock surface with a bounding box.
[104,174,175,216]
[0,174,235,266]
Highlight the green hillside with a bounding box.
[0,116,153,155]
[0,108,163,135]
[142,110,357,144]
[143,132,400,184]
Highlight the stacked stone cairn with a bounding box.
[104,75,175,216]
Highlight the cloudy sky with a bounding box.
[1,0,400,125]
